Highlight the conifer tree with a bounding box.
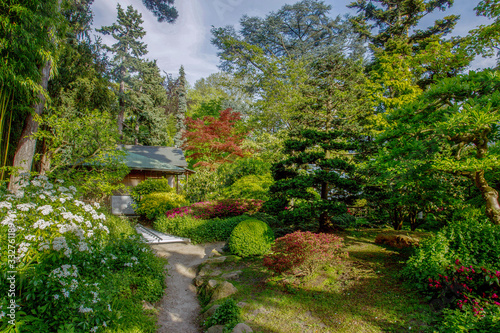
[348,0,459,52]
[264,53,371,231]
[97,4,148,139]
[174,65,187,147]
[127,60,170,145]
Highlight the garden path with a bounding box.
[153,242,225,333]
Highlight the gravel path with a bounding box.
[152,242,225,333]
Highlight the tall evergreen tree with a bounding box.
[174,65,187,147]
[348,0,459,53]
[142,0,178,23]
[97,4,148,139]
[127,60,170,145]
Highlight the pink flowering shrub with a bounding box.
[165,199,263,220]
[428,259,500,317]
[263,231,347,276]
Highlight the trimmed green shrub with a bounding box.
[135,192,188,220]
[228,219,274,257]
[155,214,254,244]
[204,298,241,331]
[221,174,273,200]
[130,178,174,202]
[402,219,500,289]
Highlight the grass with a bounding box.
[204,228,436,333]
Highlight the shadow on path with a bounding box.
[153,242,225,333]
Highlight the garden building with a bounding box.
[111,145,193,215]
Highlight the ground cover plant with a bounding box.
[0,176,166,332]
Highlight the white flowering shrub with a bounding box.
[0,176,166,332]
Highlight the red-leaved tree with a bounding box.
[182,108,248,169]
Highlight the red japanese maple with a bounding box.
[181,108,249,169]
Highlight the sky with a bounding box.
[91,0,495,85]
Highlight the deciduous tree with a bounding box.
[182,108,248,169]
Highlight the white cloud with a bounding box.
[92,0,497,84]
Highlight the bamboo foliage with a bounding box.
[0,84,13,180]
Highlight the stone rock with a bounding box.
[237,301,248,308]
[221,270,242,280]
[232,323,253,333]
[193,275,205,287]
[211,281,238,302]
[375,234,419,249]
[199,265,222,277]
[205,256,227,264]
[206,325,225,333]
[207,279,219,290]
[199,304,220,323]
[142,301,155,311]
[209,249,222,257]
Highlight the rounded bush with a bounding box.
[130,178,174,202]
[136,192,188,220]
[228,219,274,257]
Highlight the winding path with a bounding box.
[153,242,225,333]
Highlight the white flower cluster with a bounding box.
[37,205,54,215]
[17,203,36,211]
[77,241,90,252]
[17,242,30,257]
[79,305,93,313]
[52,237,72,257]
[33,219,52,230]
[0,201,12,209]
[50,264,79,279]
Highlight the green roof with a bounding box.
[123,151,185,173]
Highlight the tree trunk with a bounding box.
[134,117,140,145]
[391,208,404,230]
[474,170,500,225]
[39,138,51,175]
[9,60,51,192]
[318,181,333,232]
[118,78,125,140]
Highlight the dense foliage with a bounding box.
[155,214,254,244]
[135,191,187,220]
[165,199,263,220]
[0,177,165,332]
[402,219,500,288]
[130,177,175,202]
[227,219,274,257]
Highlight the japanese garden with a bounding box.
[1,0,500,332]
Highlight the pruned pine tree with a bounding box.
[264,54,372,232]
